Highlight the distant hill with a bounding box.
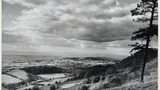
[62,57,119,62]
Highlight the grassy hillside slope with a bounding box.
[64,49,158,90]
[102,57,157,90]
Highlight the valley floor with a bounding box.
[2,53,157,90]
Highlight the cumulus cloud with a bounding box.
[3,0,153,56]
[3,0,49,7]
[4,0,139,41]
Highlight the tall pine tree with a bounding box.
[130,0,158,82]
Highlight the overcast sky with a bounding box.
[2,0,158,57]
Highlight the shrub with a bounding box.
[114,73,128,84]
[50,85,56,90]
[79,85,89,90]
[105,68,116,75]
[78,65,115,79]
[84,79,90,84]
[102,83,110,88]
[101,76,105,81]
[84,77,95,84]
[110,78,122,86]
[129,71,140,80]
[55,81,58,84]
[78,72,86,79]
[102,82,117,89]
[129,66,141,73]
[32,86,40,90]
[67,78,70,81]
[83,72,92,78]
[102,78,122,89]
[21,80,26,85]
[103,73,129,89]
[48,84,51,86]
[92,76,101,83]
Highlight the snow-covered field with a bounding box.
[2,74,22,84]
[38,73,66,79]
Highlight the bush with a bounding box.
[105,68,116,75]
[78,65,115,79]
[129,66,141,73]
[92,76,101,83]
[103,73,129,89]
[129,71,140,80]
[110,78,122,86]
[79,85,89,90]
[67,78,70,81]
[84,77,93,84]
[32,86,40,90]
[50,85,56,90]
[102,83,110,89]
[21,80,26,85]
[78,72,86,79]
[101,76,105,81]
[55,81,58,84]
[113,73,128,84]
[102,82,117,89]
[102,78,122,89]
[85,75,105,84]
[83,72,92,78]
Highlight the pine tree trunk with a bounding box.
[140,0,157,82]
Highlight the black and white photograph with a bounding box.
[2,0,158,90]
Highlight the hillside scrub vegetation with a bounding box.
[79,49,157,90]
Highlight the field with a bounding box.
[8,70,28,80]
[38,73,66,79]
[2,74,22,84]
[2,50,157,90]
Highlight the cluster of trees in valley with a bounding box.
[21,66,69,75]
